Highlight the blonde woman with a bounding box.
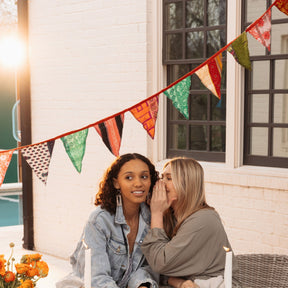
[141,158,239,288]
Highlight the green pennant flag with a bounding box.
[227,32,251,70]
[164,76,191,119]
[61,129,89,173]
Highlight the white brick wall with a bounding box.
[28,0,288,262]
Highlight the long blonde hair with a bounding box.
[163,157,213,238]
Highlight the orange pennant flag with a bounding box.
[130,96,159,139]
[0,150,13,187]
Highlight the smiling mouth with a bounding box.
[132,191,145,195]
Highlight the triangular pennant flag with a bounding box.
[21,140,55,185]
[247,8,271,51]
[130,96,159,139]
[164,76,191,119]
[0,150,13,187]
[275,0,288,16]
[195,53,223,99]
[227,32,251,70]
[94,114,124,157]
[61,129,88,173]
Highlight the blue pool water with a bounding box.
[0,195,23,227]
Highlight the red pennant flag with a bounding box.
[21,141,55,185]
[94,114,124,156]
[195,53,223,99]
[275,0,288,16]
[247,8,271,51]
[0,150,13,187]
[130,96,159,139]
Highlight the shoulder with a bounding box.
[87,206,114,226]
[183,209,222,229]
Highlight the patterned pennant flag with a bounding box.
[227,32,251,70]
[130,96,159,139]
[275,0,288,16]
[61,129,88,173]
[21,140,55,185]
[94,114,124,157]
[247,8,271,51]
[164,76,191,119]
[0,150,13,187]
[195,53,223,99]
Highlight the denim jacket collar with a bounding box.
[115,202,151,225]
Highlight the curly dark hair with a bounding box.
[95,153,159,214]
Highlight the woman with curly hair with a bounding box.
[58,153,159,288]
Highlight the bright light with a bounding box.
[0,36,25,68]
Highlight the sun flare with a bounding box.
[0,36,25,68]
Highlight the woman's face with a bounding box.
[113,159,151,207]
[162,164,178,209]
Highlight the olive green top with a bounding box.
[141,209,238,281]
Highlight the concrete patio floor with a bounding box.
[0,225,71,287]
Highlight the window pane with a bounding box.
[273,128,288,157]
[271,24,288,54]
[274,94,288,123]
[274,60,288,89]
[251,94,269,123]
[246,0,266,23]
[211,94,226,121]
[165,2,183,30]
[166,34,182,60]
[168,104,186,120]
[169,64,191,80]
[208,0,226,26]
[190,94,207,120]
[186,0,204,28]
[246,32,266,56]
[186,32,204,58]
[169,124,186,150]
[189,125,207,150]
[191,72,206,89]
[207,30,226,57]
[250,127,268,156]
[211,125,226,152]
[251,61,270,90]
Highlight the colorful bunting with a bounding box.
[0,150,13,187]
[164,76,191,119]
[227,32,251,70]
[61,129,88,173]
[94,114,124,156]
[130,96,159,139]
[247,8,271,51]
[275,0,288,16]
[195,53,223,99]
[21,141,55,185]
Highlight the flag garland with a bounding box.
[227,32,251,70]
[0,0,287,186]
[61,129,88,173]
[94,114,124,157]
[247,8,272,51]
[21,140,55,185]
[0,150,13,187]
[130,96,159,139]
[195,53,223,99]
[164,76,191,119]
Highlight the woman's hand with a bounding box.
[150,180,175,229]
[178,280,199,288]
[168,277,199,288]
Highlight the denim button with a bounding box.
[139,239,143,244]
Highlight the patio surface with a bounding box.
[0,225,71,288]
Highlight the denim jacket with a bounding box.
[70,203,159,288]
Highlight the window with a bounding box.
[243,1,288,168]
[163,0,227,162]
